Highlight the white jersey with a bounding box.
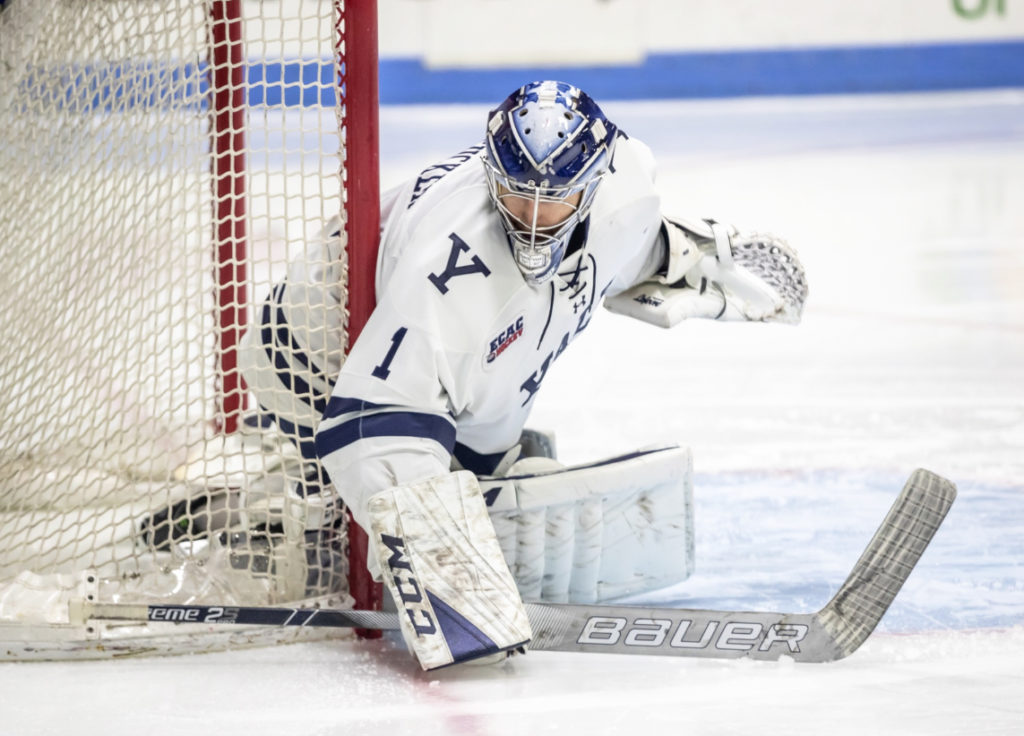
[314,136,664,531]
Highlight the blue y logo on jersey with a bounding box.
[428,234,491,295]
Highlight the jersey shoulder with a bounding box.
[376,154,527,352]
[601,135,659,207]
[586,134,662,234]
[614,134,658,183]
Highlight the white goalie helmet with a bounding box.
[483,81,618,285]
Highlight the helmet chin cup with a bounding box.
[508,230,561,286]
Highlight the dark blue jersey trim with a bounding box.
[258,282,330,416]
[256,404,319,464]
[315,408,457,459]
[322,395,397,421]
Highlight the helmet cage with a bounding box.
[483,81,617,285]
[483,159,607,283]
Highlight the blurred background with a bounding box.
[373,0,1024,102]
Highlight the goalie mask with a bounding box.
[483,81,618,286]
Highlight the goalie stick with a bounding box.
[78,468,955,663]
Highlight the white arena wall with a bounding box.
[374,0,1024,101]
[381,0,1022,63]
[220,1,1022,102]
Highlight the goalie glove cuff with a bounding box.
[655,217,708,284]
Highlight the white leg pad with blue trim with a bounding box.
[482,445,695,603]
[367,470,532,670]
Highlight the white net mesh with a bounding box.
[0,0,358,658]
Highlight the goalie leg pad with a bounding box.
[483,445,695,603]
[367,471,532,670]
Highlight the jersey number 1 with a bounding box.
[372,327,408,380]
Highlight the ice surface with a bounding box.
[2,90,1022,736]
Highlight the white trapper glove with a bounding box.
[604,217,808,327]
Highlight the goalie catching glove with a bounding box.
[605,216,808,327]
[367,471,531,670]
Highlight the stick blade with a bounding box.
[815,468,957,659]
[525,469,956,663]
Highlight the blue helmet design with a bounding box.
[483,81,618,285]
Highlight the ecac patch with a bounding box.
[486,315,524,363]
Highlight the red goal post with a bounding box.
[336,0,386,633]
[0,0,380,658]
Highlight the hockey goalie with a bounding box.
[239,80,807,669]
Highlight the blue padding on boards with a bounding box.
[33,40,1024,111]
[378,41,1024,103]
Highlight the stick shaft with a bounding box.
[83,603,400,630]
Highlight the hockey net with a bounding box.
[0,0,378,659]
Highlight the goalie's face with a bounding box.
[491,181,585,285]
[496,184,582,233]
